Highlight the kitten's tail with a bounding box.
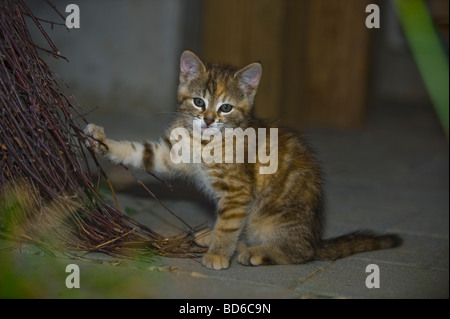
[314,230,402,260]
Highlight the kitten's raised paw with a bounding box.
[202,253,230,270]
[84,124,107,154]
[194,229,212,248]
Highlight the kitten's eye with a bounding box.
[193,98,205,108]
[219,104,233,113]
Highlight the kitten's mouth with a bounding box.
[201,125,215,132]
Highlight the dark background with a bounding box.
[29,0,448,137]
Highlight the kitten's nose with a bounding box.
[204,117,215,126]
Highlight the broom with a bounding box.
[0,0,204,260]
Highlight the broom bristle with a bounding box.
[0,0,205,259]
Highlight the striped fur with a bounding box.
[85,51,401,270]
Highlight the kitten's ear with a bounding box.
[180,51,206,83]
[234,62,262,95]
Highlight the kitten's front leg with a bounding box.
[202,195,250,270]
[84,123,146,169]
[84,123,179,175]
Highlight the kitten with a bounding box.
[84,50,401,270]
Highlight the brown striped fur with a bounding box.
[85,51,401,270]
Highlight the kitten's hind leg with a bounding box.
[237,246,291,266]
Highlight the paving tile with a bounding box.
[425,248,449,271]
[389,208,449,239]
[160,256,329,289]
[294,259,449,299]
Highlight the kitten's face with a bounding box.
[177,51,262,133]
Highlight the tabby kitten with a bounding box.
[84,50,401,270]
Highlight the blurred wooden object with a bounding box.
[429,0,449,35]
[202,0,373,130]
